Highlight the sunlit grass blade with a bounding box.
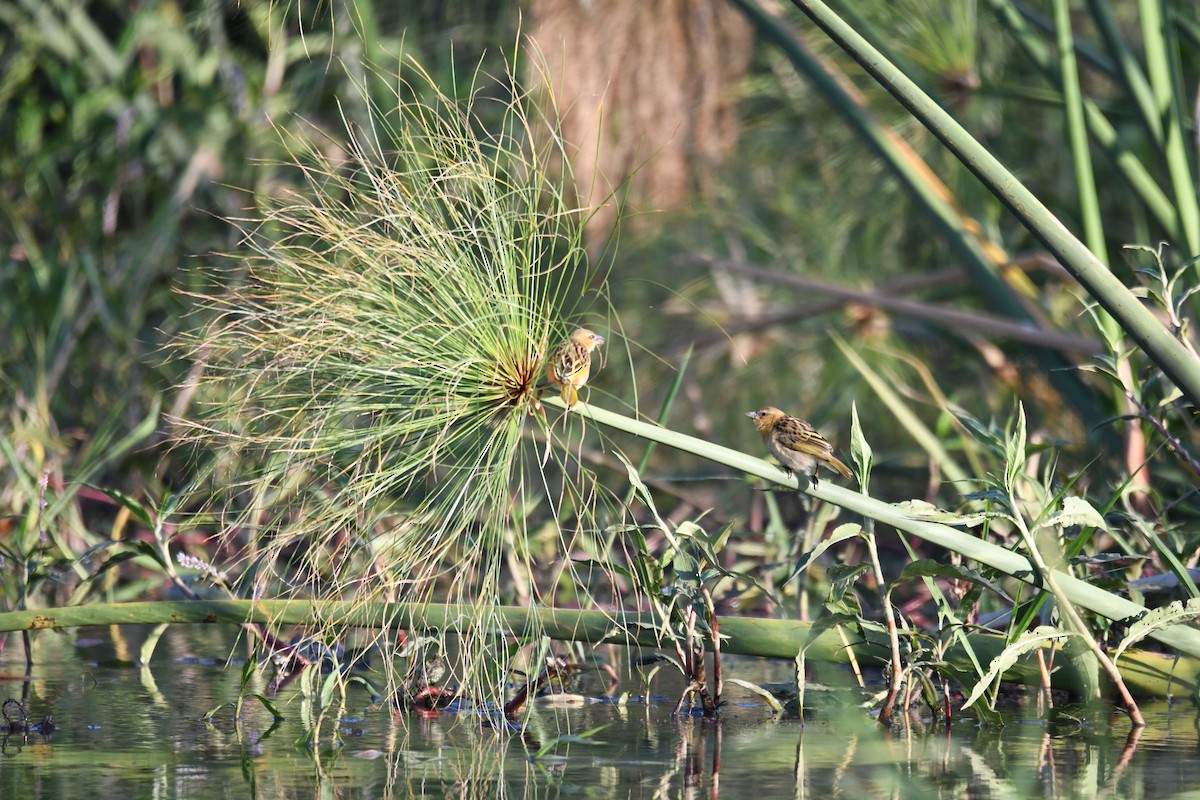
[179,54,615,698]
[832,333,971,487]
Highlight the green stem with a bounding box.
[732,0,1108,429]
[987,0,1183,244]
[1008,492,1145,726]
[1055,0,1106,263]
[0,600,1192,698]
[548,398,1200,659]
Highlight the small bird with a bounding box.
[546,327,605,406]
[746,406,853,487]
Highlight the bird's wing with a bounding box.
[553,342,588,383]
[776,420,833,457]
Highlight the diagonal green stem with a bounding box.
[548,398,1200,659]
[1006,484,1145,726]
[731,0,1107,435]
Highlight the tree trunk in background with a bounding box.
[528,0,753,247]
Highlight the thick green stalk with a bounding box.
[1054,0,1126,377]
[1006,482,1145,725]
[730,0,1014,311]
[789,0,1200,408]
[548,398,1200,659]
[0,600,1192,698]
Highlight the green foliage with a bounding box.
[1115,598,1200,662]
[961,626,1076,712]
[0,0,513,612]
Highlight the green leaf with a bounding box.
[572,559,632,581]
[319,671,339,711]
[347,675,381,703]
[961,626,1075,711]
[616,452,663,526]
[631,553,664,596]
[604,524,654,556]
[894,500,1000,527]
[532,725,609,758]
[850,401,872,488]
[707,522,734,553]
[725,677,785,714]
[1068,552,1142,568]
[1044,496,1108,530]
[239,651,258,689]
[202,702,232,721]
[828,561,871,586]
[138,622,169,667]
[895,560,1009,601]
[1114,599,1200,662]
[88,486,155,530]
[251,693,286,721]
[1004,404,1027,493]
[787,523,862,583]
[615,452,675,549]
[799,613,864,654]
[128,540,169,570]
[960,489,1008,504]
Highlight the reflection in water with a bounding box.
[0,627,1197,798]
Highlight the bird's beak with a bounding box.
[595,335,606,345]
[744,411,756,419]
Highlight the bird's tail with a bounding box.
[825,454,854,480]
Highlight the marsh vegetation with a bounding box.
[4,1,1200,794]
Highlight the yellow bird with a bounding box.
[746,406,853,487]
[547,328,605,406]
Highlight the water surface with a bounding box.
[0,625,1195,798]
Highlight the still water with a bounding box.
[0,625,1197,799]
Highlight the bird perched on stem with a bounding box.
[746,406,853,487]
[547,328,605,407]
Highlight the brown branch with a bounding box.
[693,255,1103,356]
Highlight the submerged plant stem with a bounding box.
[0,600,1193,698]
